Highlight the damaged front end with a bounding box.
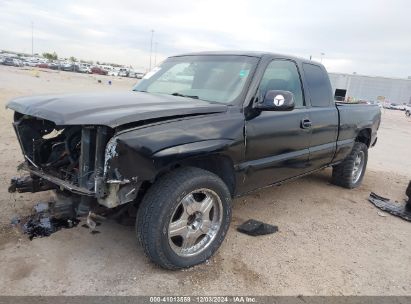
[9,112,139,213]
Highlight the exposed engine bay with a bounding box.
[8,112,131,213]
[14,113,84,185]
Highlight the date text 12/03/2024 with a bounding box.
[149,296,257,303]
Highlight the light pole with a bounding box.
[149,29,154,71]
[31,21,34,56]
[320,52,325,63]
[154,42,158,66]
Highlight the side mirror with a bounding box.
[254,90,295,111]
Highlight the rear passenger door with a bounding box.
[302,63,339,169]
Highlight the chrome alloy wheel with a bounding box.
[168,189,223,257]
[352,151,365,183]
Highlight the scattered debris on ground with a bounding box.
[85,212,106,233]
[368,192,411,221]
[9,194,136,240]
[11,201,80,240]
[237,219,278,236]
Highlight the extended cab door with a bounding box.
[240,59,311,193]
[301,63,338,169]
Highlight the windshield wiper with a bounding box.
[171,92,199,99]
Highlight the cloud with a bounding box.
[0,0,410,76]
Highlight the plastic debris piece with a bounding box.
[237,219,278,236]
[368,192,411,222]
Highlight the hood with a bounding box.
[6,91,228,128]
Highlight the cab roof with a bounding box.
[171,51,312,64]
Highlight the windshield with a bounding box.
[133,55,258,104]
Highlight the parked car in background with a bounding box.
[48,62,60,70]
[390,103,406,110]
[128,70,137,78]
[135,72,145,79]
[91,66,108,75]
[25,60,39,67]
[60,62,75,71]
[128,70,144,78]
[399,104,407,111]
[405,104,411,117]
[36,63,49,69]
[118,68,129,77]
[2,57,16,66]
[128,70,144,79]
[13,59,24,67]
[108,68,119,76]
[78,64,92,73]
[100,65,114,73]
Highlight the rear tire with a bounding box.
[136,167,232,269]
[332,142,368,189]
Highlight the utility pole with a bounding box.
[149,29,154,71]
[154,42,158,66]
[320,52,325,63]
[31,21,34,56]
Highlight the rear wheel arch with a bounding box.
[356,128,371,147]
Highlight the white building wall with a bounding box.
[328,73,411,104]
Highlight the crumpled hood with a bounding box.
[6,91,228,128]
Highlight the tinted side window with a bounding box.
[259,60,304,108]
[302,64,332,107]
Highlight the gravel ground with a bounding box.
[0,65,410,296]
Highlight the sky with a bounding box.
[0,0,410,77]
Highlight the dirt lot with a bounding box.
[0,65,410,296]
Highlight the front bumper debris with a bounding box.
[10,162,95,196]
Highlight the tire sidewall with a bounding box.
[155,173,232,268]
[350,143,368,188]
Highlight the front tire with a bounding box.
[136,167,232,269]
[332,142,368,189]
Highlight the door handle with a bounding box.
[301,118,312,129]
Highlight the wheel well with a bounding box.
[356,128,371,147]
[173,155,237,196]
[132,155,236,209]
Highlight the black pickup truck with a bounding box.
[7,51,381,269]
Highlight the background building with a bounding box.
[328,72,411,104]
